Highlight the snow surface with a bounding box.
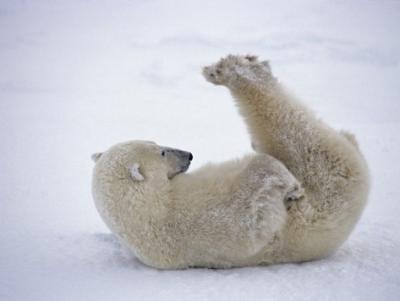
[1,1,400,300]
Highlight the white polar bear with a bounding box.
[91,55,370,269]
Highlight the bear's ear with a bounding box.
[130,163,144,181]
[91,152,103,163]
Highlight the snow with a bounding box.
[1,0,400,300]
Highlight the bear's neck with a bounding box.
[94,172,172,238]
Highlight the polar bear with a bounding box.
[91,55,369,269]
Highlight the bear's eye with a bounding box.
[161,150,165,157]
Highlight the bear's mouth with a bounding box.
[162,147,193,179]
[168,162,191,179]
[179,162,191,174]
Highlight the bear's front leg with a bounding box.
[230,154,302,255]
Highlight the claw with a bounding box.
[245,55,258,62]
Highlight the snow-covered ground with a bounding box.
[1,1,400,300]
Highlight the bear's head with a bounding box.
[92,140,193,182]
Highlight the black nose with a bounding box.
[188,153,193,161]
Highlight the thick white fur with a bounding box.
[92,55,369,269]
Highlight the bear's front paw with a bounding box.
[202,55,272,86]
[284,184,304,210]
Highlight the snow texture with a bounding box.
[1,0,400,300]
